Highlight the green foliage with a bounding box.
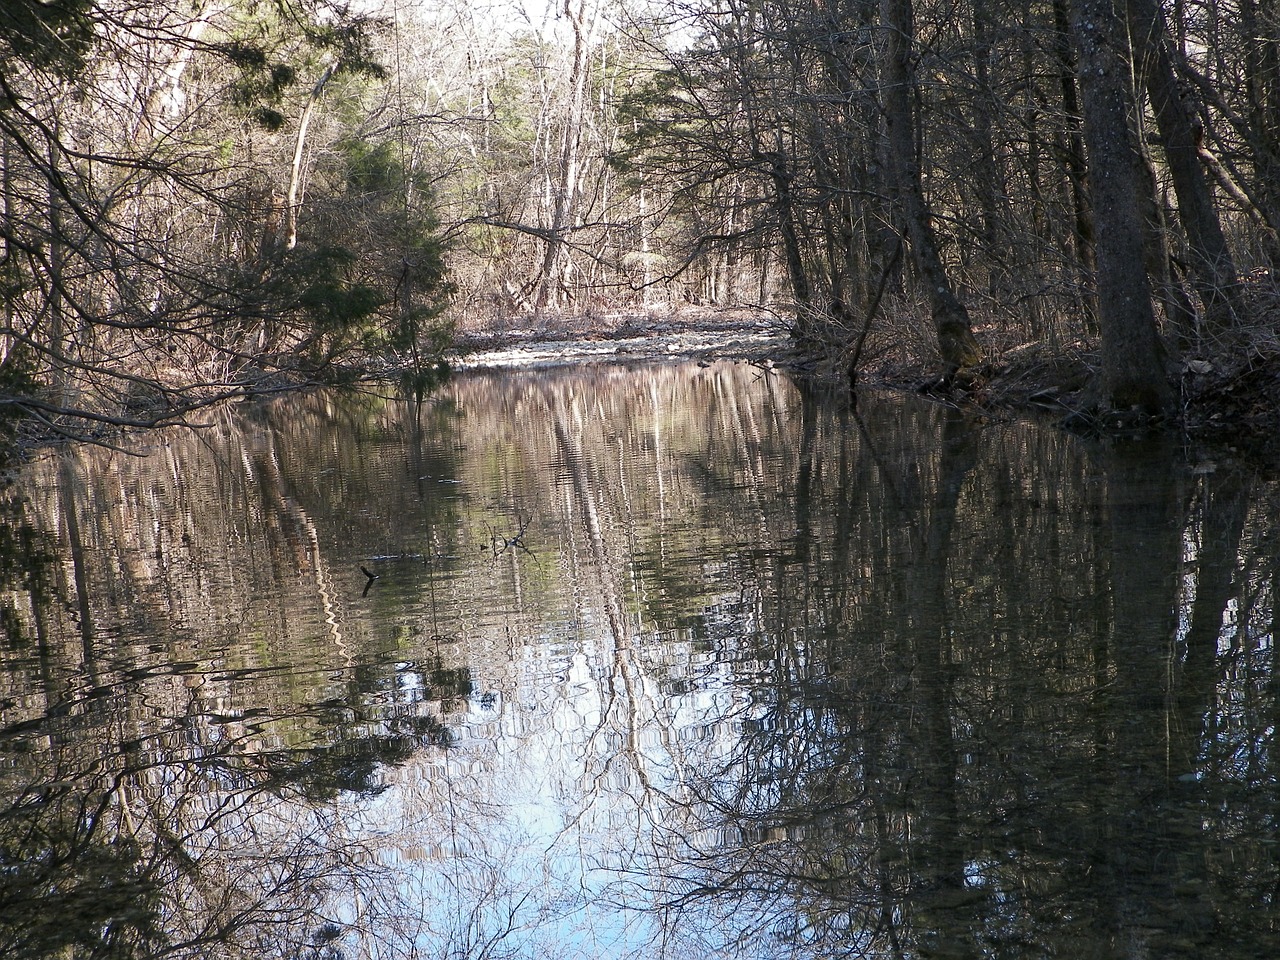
[307,16,388,83]
[297,260,382,333]
[0,797,161,957]
[274,244,385,357]
[288,136,454,368]
[219,39,299,131]
[0,346,39,446]
[0,0,95,77]
[216,3,390,133]
[343,139,402,193]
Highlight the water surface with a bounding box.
[2,361,1278,959]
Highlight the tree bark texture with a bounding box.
[768,150,814,313]
[1051,0,1095,274]
[1240,0,1280,264]
[879,0,982,375]
[1070,0,1173,412]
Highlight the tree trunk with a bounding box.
[768,149,813,315]
[47,120,70,404]
[1240,0,1280,266]
[1070,0,1172,413]
[879,0,982,375]
[535,0,592,310]
[130,3,225,145]
[971,0,1003,289]
[1127,0,1241,332]
[1051,0,1094,275]
[283,60,338,254]
[1,135,11,351]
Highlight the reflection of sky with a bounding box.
[285,364,800,955]
[343,609,757,960]
[18,360,1273,959]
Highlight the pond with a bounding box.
[1,359,1278,960]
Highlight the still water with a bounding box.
[1,360,1278,959]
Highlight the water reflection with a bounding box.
[1,361,1279,959]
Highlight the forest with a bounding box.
[2,0,1279,444]
[5,6,1280,951]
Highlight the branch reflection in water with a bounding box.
[1,360,1278,959]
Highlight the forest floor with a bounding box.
[450,303,1280,468]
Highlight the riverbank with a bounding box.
[449,306,787,370]
[5,304,1276,470]
[448,304,1280,468]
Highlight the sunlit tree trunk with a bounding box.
[1127,0,1240,333]
[46,120,70,404]
[283,60,338,254]
[535,0,594,310]
[128,3,227,145]
[1,135,12,354]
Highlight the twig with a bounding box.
[487,512,534,559]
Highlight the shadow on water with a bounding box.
[0,362,1278,959]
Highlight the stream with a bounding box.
[1,358,1278,959]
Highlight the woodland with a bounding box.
[2,0,1280,446]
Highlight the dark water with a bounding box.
[1,361,1278,959]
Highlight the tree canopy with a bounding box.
[2,0,1279,436]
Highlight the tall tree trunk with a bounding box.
[283,60,338,254]
[971,0,1003,290]
[1134,139,1198,340]
[1240,0,1280,266]
[47,120,70,405]
[535,0,593,310]
[129,3,225,145]
[768,148,813,317]
[1127,0,1241,332]
[1051,0,1095,275]
[879,0,982,376]
[1,135,11,351]
[1070,0,1172,413]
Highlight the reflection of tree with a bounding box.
[4,365,1280,958]
[642,403,980,957]
[646,393,1280,959]
[0,416,474,957]
[0,651,470,960]
[0,489,56,650]
[545,382,673,837]
[0,722,343,957]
